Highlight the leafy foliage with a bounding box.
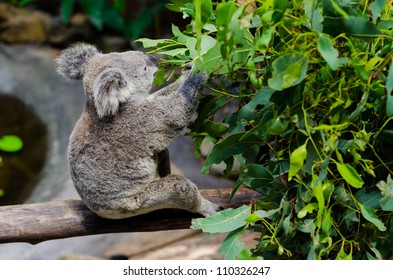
[142,0,393,259]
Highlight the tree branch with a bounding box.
[0,188,261,244]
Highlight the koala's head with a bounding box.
[56,43,158,118]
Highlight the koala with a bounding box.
[56,43,219,219]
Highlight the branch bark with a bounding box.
[0,188,261,244]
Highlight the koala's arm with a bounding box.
[155,70,207,126]
[144,69,207,151]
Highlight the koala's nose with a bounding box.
[146,55,159,67]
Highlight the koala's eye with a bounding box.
[143,65,148,71]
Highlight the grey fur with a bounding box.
[56,44,219,219]
[56,43,99,80]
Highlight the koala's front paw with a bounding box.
[187,72,208,90]
[182,62,194,74]
[198,198,221,217]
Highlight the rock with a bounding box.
[0,3,50,43]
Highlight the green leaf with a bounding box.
[295,219,314,233]
[242,164,274,187]
[369,0,387,24]
[255,208,281,218]
[343,16,381,40]
[377,175,393,211]
[303,0,323,32]
[201,133,261,174]
[317,33,342,70]
[60,0,77,23]
[321,207,332,234]
[218,227,245,260]
[204,121,229,138]
[268,53,309,91]
[153,68,165,86]
[216,1,236,27]
[288,143,307,180]
[191,205,251,233]
[194,0,213,54]
[367,242,383,260]
[135,38,172,49]
[194,41,226,73]
[354,188,382,209]
[387,95,393,117]
[283,214,292,236]
[297,203,318,218]
[237,88,274,122]
[360,204,387,231]
[256,25,275,52]
[81,0,106,30]
[387,62,393,95]
[336,162,364,188]
[157,48,188,57]
[0,135,23,152]
[336,242,353,260]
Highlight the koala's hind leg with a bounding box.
[139,175,219,217]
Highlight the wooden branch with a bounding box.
[0,188,261,244]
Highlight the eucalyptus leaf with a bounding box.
[303,0,323,32]
[204,120,229,138]
[387,62,393,95]
[336,162,364,188]
[60,0,77,23]
[218,227,246,260]
[297,203,318,219]
[216,1,236,27]
[360,205,387,231]
[288,143,307,180]
[376,175,393,211]
[268,53,309,90]
[343,16,381,41]
[317,33,342,70]
[201,133,261,174]
[295,219,314,233]
[369,0,387,24]
[157,48,188,57]
[135,38,172,48]
[354,188,382,209]
[191,205,251,233]
[283,214,292,236]
[387,95,393,117]
[336,242,352,260]
[255,208,281,218]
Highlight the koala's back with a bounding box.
[68,102,159,210]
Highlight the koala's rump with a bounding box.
[68,136,157,211]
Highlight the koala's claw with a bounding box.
[182,62,194,74]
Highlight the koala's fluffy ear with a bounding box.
[93,69,131,118]
[56,43,99,80]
